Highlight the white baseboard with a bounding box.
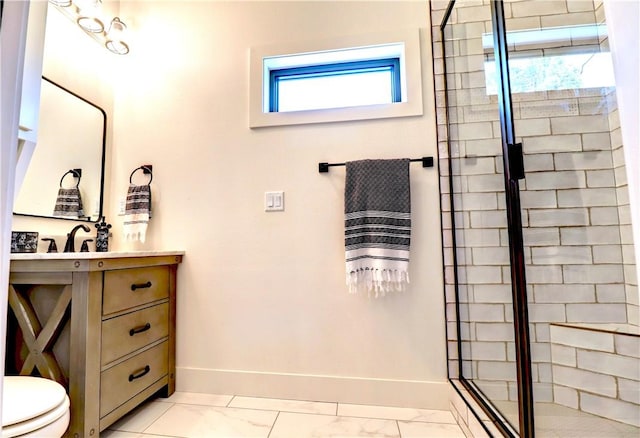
[176,367,451,410]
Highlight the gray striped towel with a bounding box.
[345,159,411,296]
[123,184,151,242]
[53,188,85,218]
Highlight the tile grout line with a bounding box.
[140,401,176,435]
[229,396,455,421]
[266,411,281,438]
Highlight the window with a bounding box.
[270,58,401,112]
[249,29,423,127]
[481,24,615,94]
[483,52,615,95]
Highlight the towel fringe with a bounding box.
[346,269,410,298]
[344,159,411,298]
[123,184,151,243]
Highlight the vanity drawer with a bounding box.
[100,341,169,418]
[101,303,169,365]
[103,266,169,315]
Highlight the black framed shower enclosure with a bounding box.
[440,1,534,436]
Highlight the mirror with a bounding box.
[14,77,106,222]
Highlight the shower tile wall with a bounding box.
[432,0,637,409]
[550,324,640,426]
[598,2,640,327]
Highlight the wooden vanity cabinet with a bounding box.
[7,253,182,438]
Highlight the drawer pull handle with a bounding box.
[131,281,152,291]
[128,365,151,382]
[129,323,151,336]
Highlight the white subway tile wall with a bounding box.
[550,324,640,427]
[431,0,638,432]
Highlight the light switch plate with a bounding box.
[265,191,284,211]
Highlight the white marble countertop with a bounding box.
[10,250,185,260]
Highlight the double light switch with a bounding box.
[265,191,284,212]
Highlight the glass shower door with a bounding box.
[503,1,639,435]
[442,1,531,435]
[443,1,639,436]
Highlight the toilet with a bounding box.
[2,376,70,438]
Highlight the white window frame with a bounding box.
[249,28,423,128]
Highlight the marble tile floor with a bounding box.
[102,392,466,438]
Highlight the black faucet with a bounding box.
[63,224,91,253]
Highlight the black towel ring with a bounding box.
[59,168,82,188]
[129,165,153,184]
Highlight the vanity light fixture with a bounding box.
[48,0,130,55]
[105,17,129,55]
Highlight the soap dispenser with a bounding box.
[95,217,112,252]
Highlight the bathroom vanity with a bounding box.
[7,251,183,438]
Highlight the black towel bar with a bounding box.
[318,156,434,173]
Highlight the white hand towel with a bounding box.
[123,184,151,243]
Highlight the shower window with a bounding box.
[482,24,615,94]
[483,52,615,95]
